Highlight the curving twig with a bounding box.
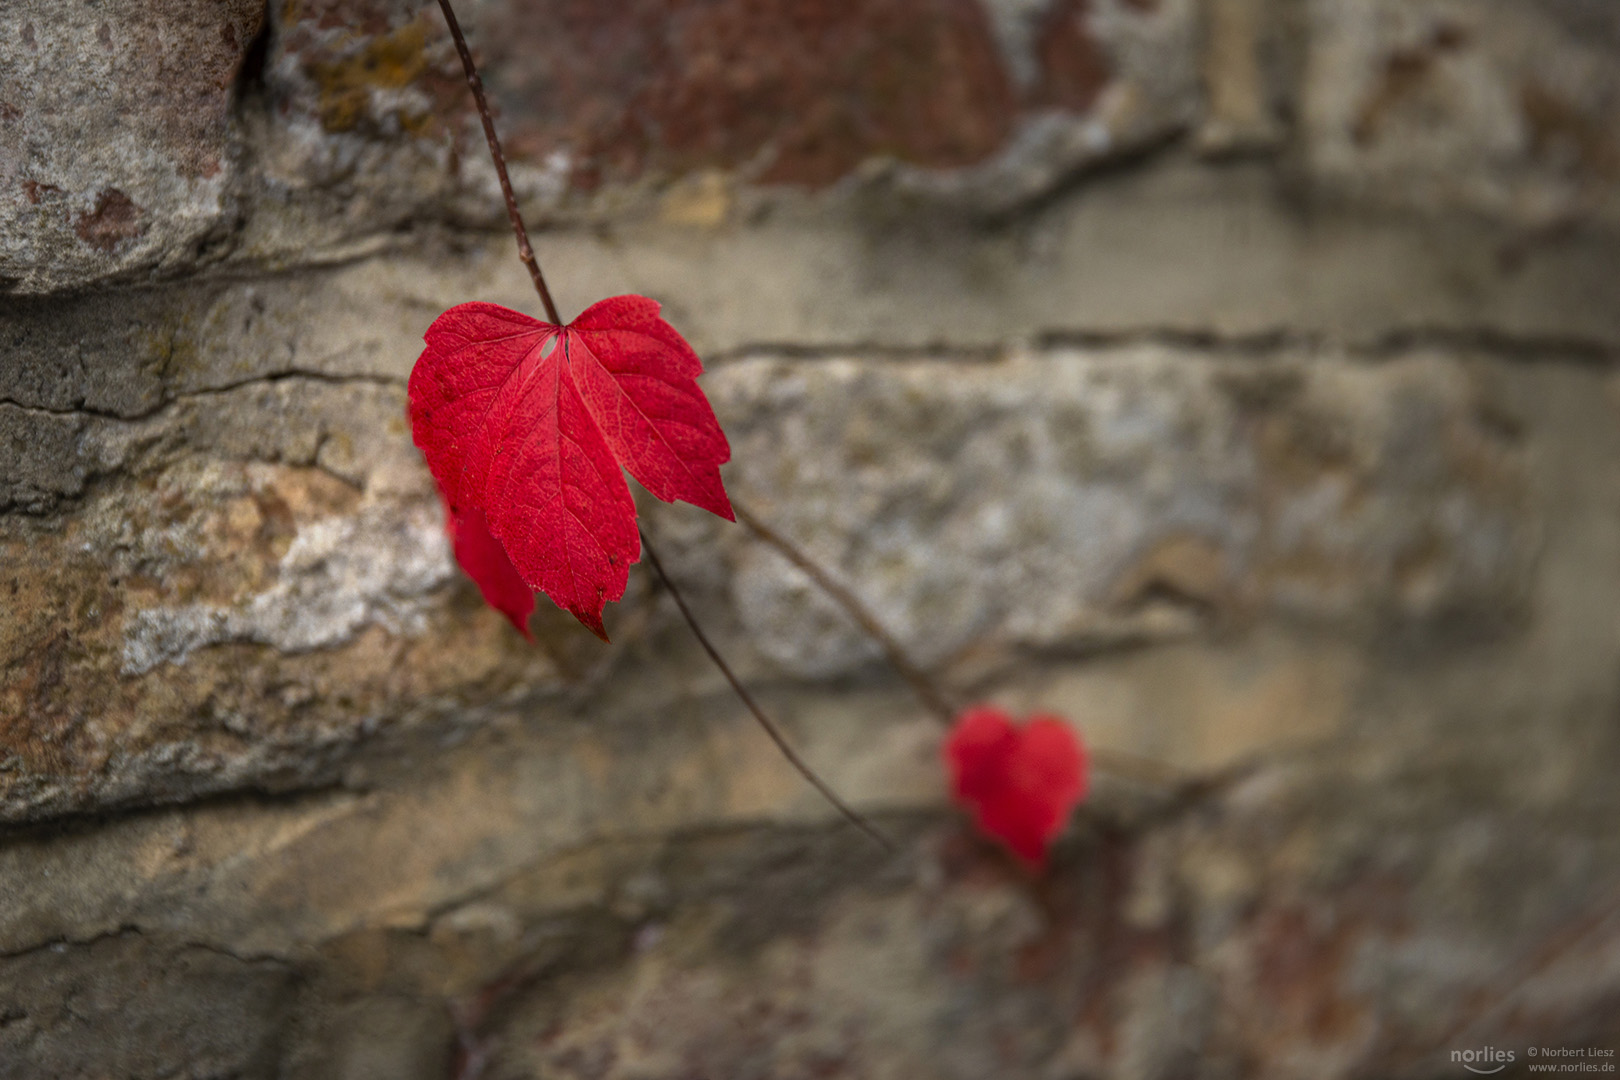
[733,499,1187,791]
[640,527,894,851]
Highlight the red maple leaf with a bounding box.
[408,296,734,639]
[944,705,1089,866]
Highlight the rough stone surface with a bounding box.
[3,0,1620,1076]
[1303,0,1620,227]
[0,933,294,1080]
[705,347,1533,678]
[0,338,1536,820]
[254,0,1202,230]
[0,0,265,293]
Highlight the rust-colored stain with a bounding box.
[1248,876,1410,1049]
[1031,0,1113,113]
[22,180,62,205]
[1521,81,1620,179]
[282,0,1130,189]
[482,0,1018,188]
[1351,22,1469,146]
[1253,906,1358,1040]
[477,0,1115,189]
[74,189,144,252]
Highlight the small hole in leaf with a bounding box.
[541,335,558,359]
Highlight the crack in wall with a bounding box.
[0,369,404,425]
[2,320,1614,434]
[709,326,1620,367]
[0,926,289,970]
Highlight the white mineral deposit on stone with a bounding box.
[713,347,1528,676]
[980,0,1056,92]
[121,501,453,675]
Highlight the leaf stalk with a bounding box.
[733,501,1185,791]
[639,529,895,852]
[435,0,563,325]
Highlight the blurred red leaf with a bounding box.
[944,705,1088,865]
[408,296,734,639]
[446,503,534,638]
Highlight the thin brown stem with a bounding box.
[733,500,1184,791]
[435,0,562,325]
[1439,874,1620,1052]
[734,502,959,724]
[639,527,895,852]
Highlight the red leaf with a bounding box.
[408,297,734,639]
[944,705,1088,866]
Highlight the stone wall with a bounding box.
[3,1,1619,1077]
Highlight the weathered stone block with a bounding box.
[247,0,1205,247]
[705,347,1531,677]
[0,330,1535,823]
[0,0,265,293]
[0,934,293,1080]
